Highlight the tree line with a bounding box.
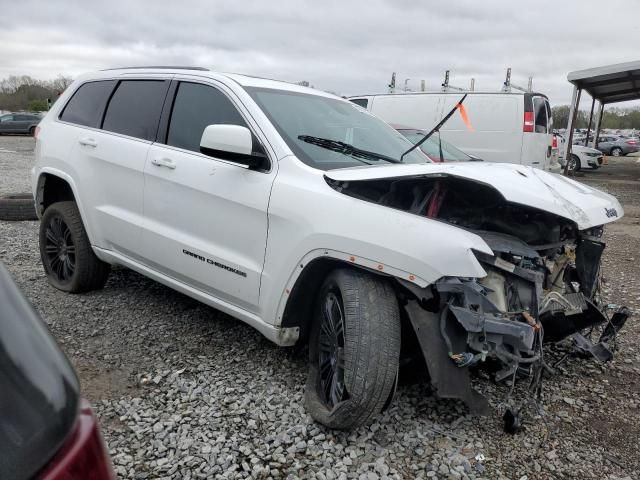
[0,75,73,112]
[552,105,640,130]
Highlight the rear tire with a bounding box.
[29,126,36,136]
[305,269,401,429]
[611,147,623,156]
[39,201,110,293]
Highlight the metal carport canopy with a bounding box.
[563,60,640,175]
[568,60,640,104]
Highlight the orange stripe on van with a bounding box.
[456,103,474,131]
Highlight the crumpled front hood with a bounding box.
[325,162,623,230]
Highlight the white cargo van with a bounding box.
[349,92,555,170]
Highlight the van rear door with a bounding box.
[521,94,553,169]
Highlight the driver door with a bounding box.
[142,80,276,313]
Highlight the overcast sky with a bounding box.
[1,0,638,107]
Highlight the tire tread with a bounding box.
[305,269,400,429]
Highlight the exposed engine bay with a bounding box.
[328,174,631,429]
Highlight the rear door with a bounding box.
[14,114,34,133]
[61,77,170,259]
[521,94,553,169]
[597,136,613,152]
[142,79,275,312]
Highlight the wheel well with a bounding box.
[281,257,406,344]
[36,174,75,215]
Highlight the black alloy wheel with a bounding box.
[39,201,110,293]
[43,215,76,283]
[318,290,347,407]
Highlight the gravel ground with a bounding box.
[1,136,638,480]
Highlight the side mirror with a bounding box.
[200,124,266,169]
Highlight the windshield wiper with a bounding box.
[298,135,401,164]
[400,94,468,161]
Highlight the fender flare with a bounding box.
[274,247,430,328]
[35,168,95,244]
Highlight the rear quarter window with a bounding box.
[102,80,169,141]
[349,98,369,109]
[59,80,115,128]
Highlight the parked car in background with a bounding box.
[557,134,604,172]
[348,91,556,170]
[0,263,114,480]
[561,144,604,172]
[393,125,481,162]
[0,112,42,135]
[594,135,639,156]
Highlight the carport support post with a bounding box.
[593,102,604,147]
[563,86,581,176]
[585,97,595,146]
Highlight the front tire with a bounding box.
[567,154,580,173]
[611,147,623,156]
[39,201,110,292]
[305,269,400,429]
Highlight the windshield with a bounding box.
[398,129,472,162]
[246,87,429,170]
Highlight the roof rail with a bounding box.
[101,66,209,71]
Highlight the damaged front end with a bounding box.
[434,225,629,374]
[415,225,630,429]
[327,171,631,424]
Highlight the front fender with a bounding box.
[260,157,493,327]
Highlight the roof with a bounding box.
[567,60,640,104]
[91,67,338,99]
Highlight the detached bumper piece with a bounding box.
[566,305,631,363]
[405,301,490,415]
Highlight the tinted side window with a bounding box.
[167,82,247,152]
[102,80,168,141]
[59,81,114,127]
[533,97,548,134]
[349,98,369,109]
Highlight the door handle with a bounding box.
[78,137,98,147]
[151,157,176,169]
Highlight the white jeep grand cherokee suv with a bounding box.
[32,67,629,430]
